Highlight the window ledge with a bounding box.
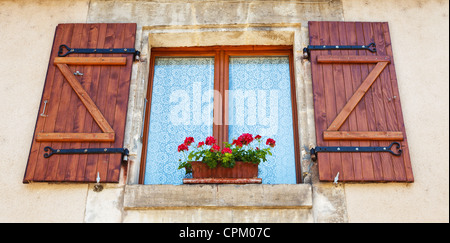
[124,184,312,209]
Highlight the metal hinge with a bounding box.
[58,44,141,61]
[303,43,376,59]
[310,142,402,162]
[43,146,129,162]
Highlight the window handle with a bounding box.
[40,100,48,117]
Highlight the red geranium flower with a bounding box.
[238,133,254,145]
[211,144,220,152]
[177,143,189,152]
[184,137,194,145]
[205,136,216,145]
[221,147,233,154]
[231,139,243,148]
[255,135,262,140]
[266,138,276,147]
[197,141,205,148]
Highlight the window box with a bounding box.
[183,161,261,184]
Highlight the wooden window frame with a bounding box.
[139,45,301,184]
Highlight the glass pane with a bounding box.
[228,56,297,184]
[144,57,214,185]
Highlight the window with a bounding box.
[140,46,301,184]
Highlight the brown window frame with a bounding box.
[139,45,301,184]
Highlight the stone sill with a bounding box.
[124,184,312,210]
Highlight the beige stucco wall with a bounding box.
[0,0,448,223]
[342,0,449,223]
[0,0,90,222]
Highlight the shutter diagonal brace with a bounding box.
[316,55,404,141]
[35,57,127,142]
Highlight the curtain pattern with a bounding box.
[144,57,214,184]
[228,57,297,184]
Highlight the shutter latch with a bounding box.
[303,43,376,59]
[310,142,402,162]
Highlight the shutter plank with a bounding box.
[344,22,363,181]
[329,21,353,181]
[77,23,105,182]
[360,22,384,181]
[53,23,85,182]
[107,23,136,182]
[325,21,345,181]
[103,23,126,182]
[310,21,332,181]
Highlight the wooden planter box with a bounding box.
[182,161,262,184]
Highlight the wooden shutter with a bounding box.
[308,21,414,182]
[23,23,136,183]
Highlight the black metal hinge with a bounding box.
[58,44,141,61]
[310,142,402,162]
[43,146,130,162]
[303,43,376,59]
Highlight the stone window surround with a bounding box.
[121,23,316,209]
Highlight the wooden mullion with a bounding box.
[82,23,109,182]
[75,23,102,181]
[53,24,85,181]
[337,21,356,181]
[310,21,332,181]
[223,51,230,146]
[344,22,363,181]
[213,50,222,146]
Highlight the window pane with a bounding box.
[144,57,214,185]
[228,56,297,184]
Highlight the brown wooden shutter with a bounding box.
[308,21,414,182]
[23,23,136,183]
